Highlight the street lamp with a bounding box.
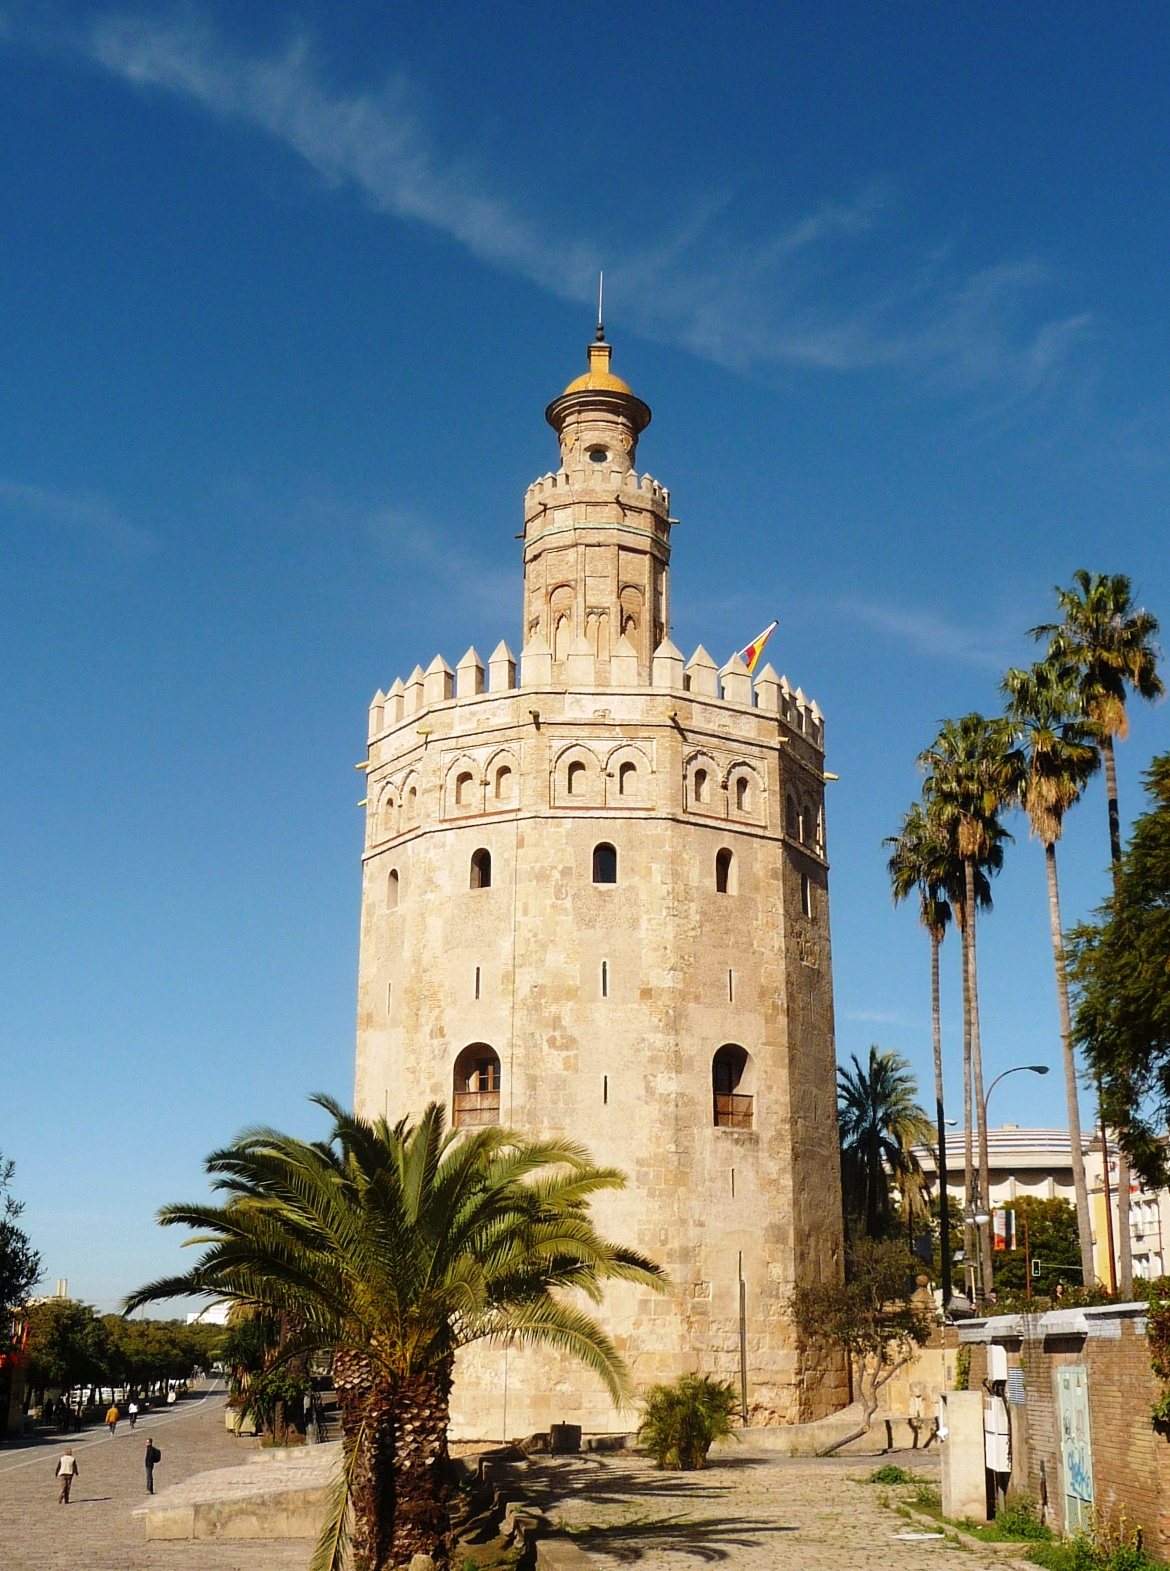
[971,1064,1049,1305]
[984,1064,1049,1126]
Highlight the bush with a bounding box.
[637,1375,738,1470]
[914,1480,941,1509]
[869,1463,913,1484]
[994,1497,1050,1541]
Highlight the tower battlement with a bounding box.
[354,337,845,1439]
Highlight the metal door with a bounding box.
[1056,1365,1093,1533]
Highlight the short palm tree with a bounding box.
[1004,661,1099,1287]
[124,1097,667,1571]
[885,801,957,1295]
[1034,570,1163,1293]
[838,1047,934,1239]
[919,714,1020,1294]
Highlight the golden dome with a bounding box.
[546,339,651,435]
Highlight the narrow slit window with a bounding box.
[731,1168,736,1198]
[387,868,400,909]
[728,969,734,1003]
[474,965,481,1000]
[386,981,392,1014]
[801,871,812,918]
[603,1074,609,1105]
[601,960,609,998]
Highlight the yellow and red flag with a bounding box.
[736,620,777,674]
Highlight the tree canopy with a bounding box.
[1069,752,1170,1185]
[0,1152,41,1317]
[838,1047,933,1239]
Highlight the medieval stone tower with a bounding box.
[354,335,845,1438]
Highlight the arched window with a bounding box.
[407,785,418,821]
[495,764,514,801]
[470,849,492,889]
[387,869,400,910]
[715,848,733,894]
[735,776,749,813]
[786,793,798,837]
[593,842,617,884]
[567,760,586,796]
[693,768,708,804]
[455,770,474,806]
[452,1044,501,1128]
[712,1044,753,1130]
[618,761,637,797]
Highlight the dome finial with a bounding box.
[595,270,605,342]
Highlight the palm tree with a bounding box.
[885,800,958,1302]
[1034,571,1163,1296]
[838,1047,934,1240]
[125,1098,666,1571]
[919,715,1019,1296]
[1003,661,1100,1288]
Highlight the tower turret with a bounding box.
[523,339,670,683]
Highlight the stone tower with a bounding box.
[354,337,846,1438]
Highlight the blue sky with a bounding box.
[1,3,1168,1310]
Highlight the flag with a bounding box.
[737,620,777,674]
[993,1208,1015,1252]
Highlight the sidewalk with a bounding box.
[0,1384,310,1571]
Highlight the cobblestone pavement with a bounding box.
[523,1446,1032,1569]
[0,1384,310,1571]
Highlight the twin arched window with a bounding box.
[470,849,492,889]
[713,1044,753,1130]
[452,1044,500,1128]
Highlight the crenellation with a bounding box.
[719,652,752,708]
[488,640,516,693]
[424,654,455,707]
[403,665,425,716]
[455,647,485,698]
[385,677,405,726]
[652,637,685,691]
[684,645,719,698]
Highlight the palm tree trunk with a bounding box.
[333,1348,395,1571]
[391,1362,454,1565]
[1045,840,1096,1287]
[965,861,993,1299]
[959,906,974,1297]
[1100,734,1134,1295]
[930,928,952,1307]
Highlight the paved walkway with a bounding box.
[0,1384,309,1571]
[523,1446,1030,1570]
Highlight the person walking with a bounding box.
[105,1403,120,1436]
[55,1448,78,1504]
[144,1438,161,1495]
[128,1399,139,1429]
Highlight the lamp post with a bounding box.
[970,1065,1049,1304]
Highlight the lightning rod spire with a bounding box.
[596,271,605,341]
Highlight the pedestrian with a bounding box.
[166,1388,176,1406]
[55,1448,78,1504]
[144,1437,161,1495]
[105,1402,120,1435]
[128,1399,139,1429]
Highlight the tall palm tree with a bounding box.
[1003,661,1100,1288]
[919,715,1019,1296]
[1034,571,1163,1295]
[886,800,958,1302]
[125,1098,666,1571]
[838,1046,935,1240]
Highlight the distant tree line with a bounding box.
[23,1298,219,1407]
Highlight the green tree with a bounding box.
[1035,569,1164,1293]
[988,1197,1082,1298]
[1003,661,1100,1287]
[791,1237,934,1454]
[637,1374,738,1470]
[1069,754,1170,1189]
[886,800,963,1298]
[25,1300,106,1401]
[125,1097,666,1571]
[0,1153,41,1318]
[838,1047,934,1239]
[919,714,1020,1294]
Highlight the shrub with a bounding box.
[637,1375,738,1470]
[914,1480,941,1509]
[994,1496,1050,1541]
[869,1464,912,1484]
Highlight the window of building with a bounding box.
[588,447,609,464]
[407,785,418,820]
[728,969,734,1003]
[474,965,481,1000]
[601,960,609,998]
[593,842,617,884]
[801,871,812,918]
[495,765,514,801]
[735,776,749,813]
[567,760,586,796]
[712,1044,753,1130]
[693,768,708,804]
[387,868,400,909]
[470,848,492,889]
[786,794,798,837]
[452,1044,501,1128]
[715,848,733,893]
[455,770,474,806]
[618,761,637,797]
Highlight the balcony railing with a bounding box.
[453,1091,501,1128]
[714,1093,753,1131]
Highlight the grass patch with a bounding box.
[869,1463,914,1484]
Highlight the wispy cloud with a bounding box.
[364,504,513,618]
[79,13,1089,395]
[843,1009,907,1026]
[838,596,1017,669]
[0,476,154,551]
